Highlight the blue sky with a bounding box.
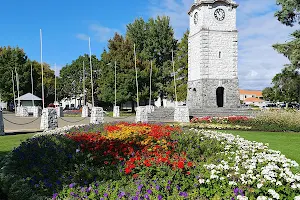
[0,0,298,90]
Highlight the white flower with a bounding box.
[291,184,297,189]
[257,183,263,189]
[294,196,300,200]
[257,196,267,200]
[229,181,237,186]
[268,189,280,200]
[198,179,205,184]
[237,195,248,200]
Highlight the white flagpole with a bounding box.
[11,71,16,113]
[83,61,86,106]
[114,61,117,107]
[40,29,45,109]
[134,44,139,107]
[31,63,34,106]
[172,49,178,103]
[15,67,20,107]
[88,37,94,107]
[54,63,57,105]
[149,60,152,107]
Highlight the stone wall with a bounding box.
[146,105,155,113]
[16,107,29,117]
[40,108,58,131]
[0,109,4,136]
[187,78,240,109]
[135,106,148,123]
[81,106,89,117]
[90,107,104,124]
[174,106,190,123]
[26,106,41,117]
[113,106,120,118]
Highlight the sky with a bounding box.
[0,0,298,90]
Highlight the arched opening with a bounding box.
[216,87,224,107]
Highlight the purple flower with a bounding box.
[233,188,239,195]
[158,195,163,200]
[156,185,160,190]
[52,193,58,199]
[118,191,125,198]
[69,183,75,188]
[104,193,108,197]
[133,196,139,200]
[70,192,75,196]
[147,189,152,194]
[144,194,150,199]
[100,198,104,200]
[176,185,181,190]
[179,192,188,198]
[166,186,171,190]
[138,184,143,191]
[168,180,171,184]
[95,190,99,195]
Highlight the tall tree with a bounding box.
[127,16,177,102]
[59,54,100,105]
[275,0,300,26]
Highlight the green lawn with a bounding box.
[220,130,300,164]
[0,133,36,158]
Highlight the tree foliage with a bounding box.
[275,0,300,26]
[0,46,55,106]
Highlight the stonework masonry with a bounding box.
[0,109,4,136]
[40,108,58,131]
[174,106,190,123]
[90,107,104,124]
[113,106,120,118]
[81,106,89,118]
[135,106,148,123]
[187,0,240,109]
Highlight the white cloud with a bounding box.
[76,33,89,41]
[76,24,119,43]
[147,0,299,90]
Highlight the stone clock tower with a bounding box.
[187,0,240,109]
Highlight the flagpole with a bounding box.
[15,67,20,107]
[83,61,86,106]
[31,63,35,106]
[172,49,178,103]
[114,61,117,107]
[149,60,152,107]
[134,44,139,107]
[54,63,57,105]
[88,37,94,107]
[11,71,16,113]
[40,29,45,109]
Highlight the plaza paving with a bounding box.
[2,113,135,133]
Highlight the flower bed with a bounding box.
[0,123,299,199]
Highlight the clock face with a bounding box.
[194,12,199,25]
[214,8,225,21]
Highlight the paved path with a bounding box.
[2,113,135,133]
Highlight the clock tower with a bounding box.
[187,0,240,109]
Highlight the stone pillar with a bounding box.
[32,106,41,117]
[40,108,58,131]
[81,106,89,117]
[113,106,120,118]
[146,105,155,113]
[16,107,29,117]
[55,107,64,118]
[90,107,104,124]
[0,108,4,136]
[135,106,148,123]
[174,106,190,123]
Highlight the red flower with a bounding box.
[178,161,184,169]
[187,162,193,167]
[125,167,132,174]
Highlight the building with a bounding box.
[239,89,265,107]
[239,89,263,101]
[15,93,42,106]
[187,0,240,109]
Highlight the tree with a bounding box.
[0,46,55,106]
[59,54,100,105]
[262,87,276,101]
[165,30,189,101]
[275,0,300,26]
[126,16,177,102]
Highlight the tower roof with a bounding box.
[188,0,238,14]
